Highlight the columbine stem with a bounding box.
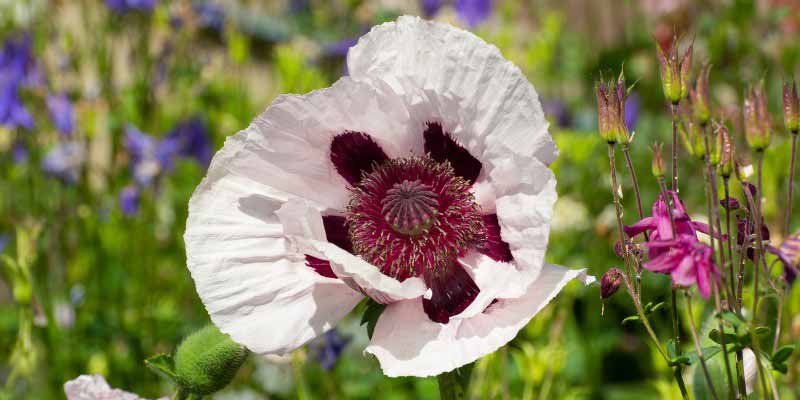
[685,292,720,400]
[671,102,680,191]
[786,132,798,236]
[622,143,647,292]
[608,144,633,281]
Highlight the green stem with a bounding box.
[748,152,771,398]
[438,365,473,400]
[671,102,680,191]
[785,132,798,237]
[608,144,634,282]
[685,292,720,400]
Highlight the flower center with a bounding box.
[381,180,439,236]
[346,156,484,281]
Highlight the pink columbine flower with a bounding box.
[184,16,590,377]
[624,191,720,297]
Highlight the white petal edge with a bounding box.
[185,131,363,356]
[64,375,164,400]
[365,263,593,377]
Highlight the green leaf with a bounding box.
[667,339,678,359]
[360,299,386,339]
[753,326,771,337]
[772,345,795,364]
[668,355,691,367]
[717,311,746,328]
[684,346,722,365]
[708,329,737,346]
[649,301,666,313]
[621,315,640,325]
[145,353,177,382]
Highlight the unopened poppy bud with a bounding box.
[744,82,771,152]
[718,124,734,177]
[174,325,249,396]
[656,34,692,104]
[600,267,624,300]
[783,79,799,133]
[651,143,665,178]
[690,64,712,125]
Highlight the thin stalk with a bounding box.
[608,144,633,281]
[671,102,680,191]
[723,178,736,307]
[685,292,720,400]
[658,177,689,399]
[773,285,785,353]
[622,144,647,231]
[785,132,798,237]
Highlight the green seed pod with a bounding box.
[744,82,771,152]
[783,79,799,133]
[174,324,249,396]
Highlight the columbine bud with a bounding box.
[690,64,712,125]
[736,158,753,182]
[718,124,734,177]
[600,267,624,300]
[783,79,799,133]
[595,71,629,144]
[651,143,665,178]
[656,34,693,104]
[744,82,771,152]
[709,121,722,166]
[679,108,705,160]
[174,325,248,396]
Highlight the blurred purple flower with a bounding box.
[46,93,75,136]
[0,234,8,254]
[312,329,350,370]
[106,0,156,14]
[0,34,40,130]
[772,231,800,284]
[125,125,179,186]
[421,0,442,17]
[542,99,572,128]
[625,91,641,131]
[42,142,86,184]
[194,3,225,31]
[167,117,213,167]
[455,0,492,28]
[119,186,141,216]
[324,38,359,58]
[12,141,28,164]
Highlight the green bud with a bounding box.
[651,143,665,178]
[174,325,248,396]
[690,64,712,125]
[656,34,693,104]
[718,125,734,177]
[709,123,722,166]
[744,82,771,152]
[595,70,630,144]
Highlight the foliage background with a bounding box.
[1,0,799,398]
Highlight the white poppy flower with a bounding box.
[64,375,167,400]
[185,16,592,378]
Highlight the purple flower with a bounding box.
[106,0,156,14]
[167,117,212,167]
[624,91,641,132]
[46,93,75,136]
[12,141,28,164]
[119,186,141,216]
[646,235,718,298]
[542,99,572,128]
[625,191,721,298]
[125,125,179,186]
[42,142,86,184]
[0,34,40,130]
[311,329,350,370]
[774,232,800,284]
[0,234,8,254]
[455,0,492,28]
[194,3,225,31]
[323,38,359,58]
[421,0,442,17]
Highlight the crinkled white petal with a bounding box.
[347,16,558,299]
[365,263,592,377]
[742,348,757,395]
[185,131,363,357]
[64,375,165,400]
[241,76,417,210]
[299,238,428,304]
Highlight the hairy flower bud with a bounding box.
[744,82,771,151]
[174,325,249,396]
[595,70,629,144]
[656,34,693,104]
[690,64,712,125]
[709,121,722,166]
[783,79,799,133]
[651,143,665,178]
[679,108,705,160]
[600,267,624,300]
[718,124,734,177]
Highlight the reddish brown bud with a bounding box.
[601,268,624,300]
[744,82,771,151]
[595,70,629,144]
[690,64,712,125]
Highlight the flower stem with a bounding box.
[671,102,680,192]
[685,292,720,400]
[785,132,798,237]
[607,144,633,280]
[722,177,737,308]
[622,144,647,231]
[438,365,473,400]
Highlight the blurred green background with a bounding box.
[1,0,799,398]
